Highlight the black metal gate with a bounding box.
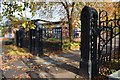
[98,10,120,75]
[15,28,43,56]
[15,26,62,55]
[80,6,120,79]
[42,27,62,53]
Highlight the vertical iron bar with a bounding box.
[29,29,32,53]
[103,23,105,43]
[105,27,108,62]
[40,29,43,55]
[16,30,19,47]
[98,11,102,72]
[114,26,116,63]
[34,29,35,54]
[61,27,63,51]
[109,23,113,62]
[106,12,108,63]
[103,22,105,62]
[118,23,120,66]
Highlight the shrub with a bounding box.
[2,38,14,45]
[62,38,80,50]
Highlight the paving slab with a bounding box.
[33,50,81,78]
[0,55,2,68]
[10,59,29,69]
[0,69,2,79]
[0,38,3,79]
[3,59,29,78]
[3,68,25,78]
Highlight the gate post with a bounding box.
[15,30,19,47]
[80,6,98,79]
[16,29,23,47]
[28,29,32,53]
[35,28,43,56]
[19,29,23,48]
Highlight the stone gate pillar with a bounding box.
[80,6,98,79]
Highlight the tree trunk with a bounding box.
[61,2,75,43]
[68,17,73,42]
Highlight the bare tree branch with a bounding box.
[71,2,75,16]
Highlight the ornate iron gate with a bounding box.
[80,6,120,79]
[98,10,120,75]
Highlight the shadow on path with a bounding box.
[55,50,80,62]
[41,56,80,75]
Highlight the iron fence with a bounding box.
[80,6,120,79]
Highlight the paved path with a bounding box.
[0,37,31,78]
[0,37,3,79]
[0,37,40,79]
[27,50,83,78]
[2,59,30,78]
[0,37,83,79]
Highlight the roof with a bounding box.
[31,19,68,25]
